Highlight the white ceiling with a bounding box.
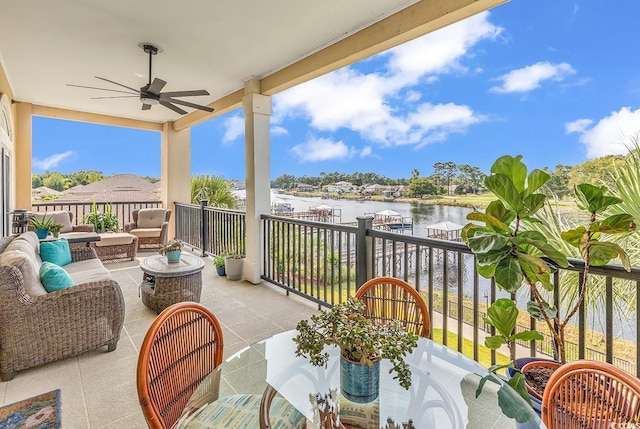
[0,0,421,123]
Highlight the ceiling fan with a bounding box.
[67,43,214,115]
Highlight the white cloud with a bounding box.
[565,118,593,134]
[490,61,576,93]
[271,125,288,136]
[291,138,353,162]
[274,12,499,150]
[222,115,244,143]
[360,146,372,157]
[33,151,73,170]
[565,107,640,158]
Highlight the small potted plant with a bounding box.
[213,253,227,276]
[294,298,419,403]
[29,214,54,239]
[49,223,63,238]
[224,253,245,280]
[159,238,183,263]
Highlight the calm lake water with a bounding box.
[272,192,474,237]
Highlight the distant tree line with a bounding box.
[272,153,629,199]
[32,170,159,191]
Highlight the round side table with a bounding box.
[139,253,205,313]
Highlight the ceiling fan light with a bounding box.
[141,96,159,105]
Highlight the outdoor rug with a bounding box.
[0,389,61,428]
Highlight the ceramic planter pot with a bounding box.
[507,357,561,415]
[35,228,49,239]
[166,250,182,264]
[520,359,562,401]
[215,265,226,276]
[340,355,380,403]
[224,255,244,280]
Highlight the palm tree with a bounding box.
[191,175,238,209]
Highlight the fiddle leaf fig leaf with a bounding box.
[590,214,636,234]
[467,232,509,254]
[486,200,516,225]
[477,248,511,267]
[500,374,534,421]
[521,193,546,217]
[485,175,523,213]
[517,252,554,290]
[574,183,621,213]
[589,241,630,270]
[527,300,557,321]
[466,212,511,234]
[524,169,551,197]
[494,257,524,293]
[490,155,527,193]
[561,227,587,248]
[476,263,496,279]
[484,335,507,349]
[486,298,519,338]
[514,236,568,268]
[512,330,544,342]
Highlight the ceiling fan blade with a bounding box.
[95,76,141,94]
[160,101,187,115]
[164,97,214,112]
[91,96,139,99]
[147,78,167,95]
[160,90,210,98]
[142,104,152,111]
[66,84,138,95]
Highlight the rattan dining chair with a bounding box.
[542,360,640,428]
[355,276,431,338]
[137,302,305,429]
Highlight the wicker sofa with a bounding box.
[0,232,125,380]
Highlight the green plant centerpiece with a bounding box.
[213,253,227,268]
[294,297,419,402]
[29,214,54,238]
[82,202,119,233]
[462,155,635,411]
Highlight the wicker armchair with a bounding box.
[125,208,171,249]
[355,276,431,338]
[542,360,640,428]
[0,236,125,381]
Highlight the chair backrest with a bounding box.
[132,208,171,228]
[30,211,74,232]
[137,302,224,429]
[355,276,430,338]
[542,360,640,428]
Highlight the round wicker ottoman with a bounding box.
[139,253,205,313]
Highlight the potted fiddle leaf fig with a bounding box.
[294,298,419,403]
[463,155,635,410]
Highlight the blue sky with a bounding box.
[33,0,640,181]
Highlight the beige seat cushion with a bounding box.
[129,228,161,238]
[137,209,168,228]
[0,249,47,297]
[95,232,135,247]
[33,211,73,233]
[64,259,112,284]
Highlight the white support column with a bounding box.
[160,122,191,239]
[243,80,272,284]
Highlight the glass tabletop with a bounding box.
[178,330,545,428]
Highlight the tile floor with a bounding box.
[0,249,320,428]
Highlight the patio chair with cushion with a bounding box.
[30,210,95,233]
[355,276,431,338]
[137,302,304,429]
[124,208,171,249]
[542,360,640,428]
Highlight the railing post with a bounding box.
[200,200,208,257]
[356,216,374,289]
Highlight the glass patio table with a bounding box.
[176,330,544,428]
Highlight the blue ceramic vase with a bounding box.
[35,228,49,239]
[340,355,380,403]
[166,250,181,263]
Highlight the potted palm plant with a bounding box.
[82,202,119,233]
[294,298,419,403]
[462,155,635,408]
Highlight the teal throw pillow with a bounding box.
[39,261,74,292]
[40,237,72,266]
